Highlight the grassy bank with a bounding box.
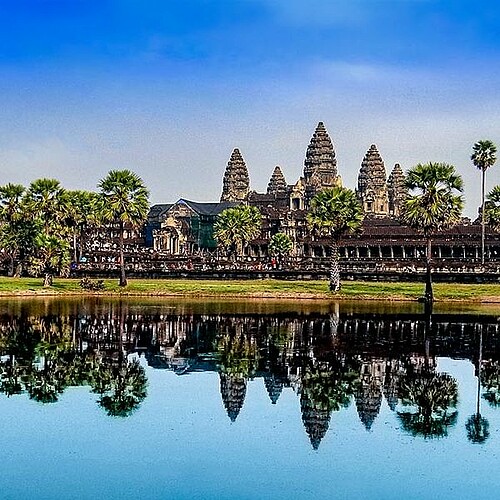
[0,277,499,302]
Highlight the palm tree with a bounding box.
[0,184,40,276]
[24,178,66,234]
[485,185,500,231]
[63,190,100,263]
[268,232,293,269]
[307,187,363,292]
[98,170,150,286]
[213,205,261,261]
[402,163,464,304]
[29,234,70,287]
[471,140,497,264]
[0,183,25,221]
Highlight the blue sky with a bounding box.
[0,0,499,216]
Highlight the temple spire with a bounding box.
[267,165,287,195]
[220,148,250,202]
[356,144,389,216]
[387,163,407,217]
[303,122,342,205]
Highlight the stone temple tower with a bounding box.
[303,122,342,205]
[357,144,389,216]
[267,166,287,195]
[387,163,407,217]
[220,148,250,202]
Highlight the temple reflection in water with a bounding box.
[0,299,499,448]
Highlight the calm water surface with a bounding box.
[0,298,499,500]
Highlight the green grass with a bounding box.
[0,277,499,302]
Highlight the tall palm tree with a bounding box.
[213,205,261,261]
[98,170,150,286]
[307,187,363,292]
[471,140,497,264]
[63,190,100,262]
[485,185,500,231]
[402,163,464,304]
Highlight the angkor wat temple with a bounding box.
[81,122,500,280]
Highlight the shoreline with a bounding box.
[0,277,499,303]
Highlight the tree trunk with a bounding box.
[329,240,341,292]
[43,273,53,287]
[14,263,22,278]
[8,255,14,277]
[477,325,483,416]
[73,232,78,263]
[481,168,486,266]
[119,220,127,287]
[425,236,433,304]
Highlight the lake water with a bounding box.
[0,297,499,500]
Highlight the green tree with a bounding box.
[0,183,25,221]
[269,232,293,268]
[22,179,71,285]
[29,234,71,287]
[0,183,40,276]
[98,170,150,286]
[484,185,500,232]
[307,187,363,292]
[402,163,464,304]
[63,190,100,263]
[213,205,261,261]
[471,140,497,264]
[24,178,66,234]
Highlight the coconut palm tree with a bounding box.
[268,232,293,269]
[485,185,500,232]
[213,205,261,261]
[471,140,497,264]
[402,163,464,304]
[307,187,363,292]
[98,170,150,286]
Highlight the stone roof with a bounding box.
[147,204,172,223]
[174,199,238,216]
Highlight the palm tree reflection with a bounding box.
[398,372,458,439]
[300,356,359,449]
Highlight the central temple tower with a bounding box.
[303,122,342,206]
